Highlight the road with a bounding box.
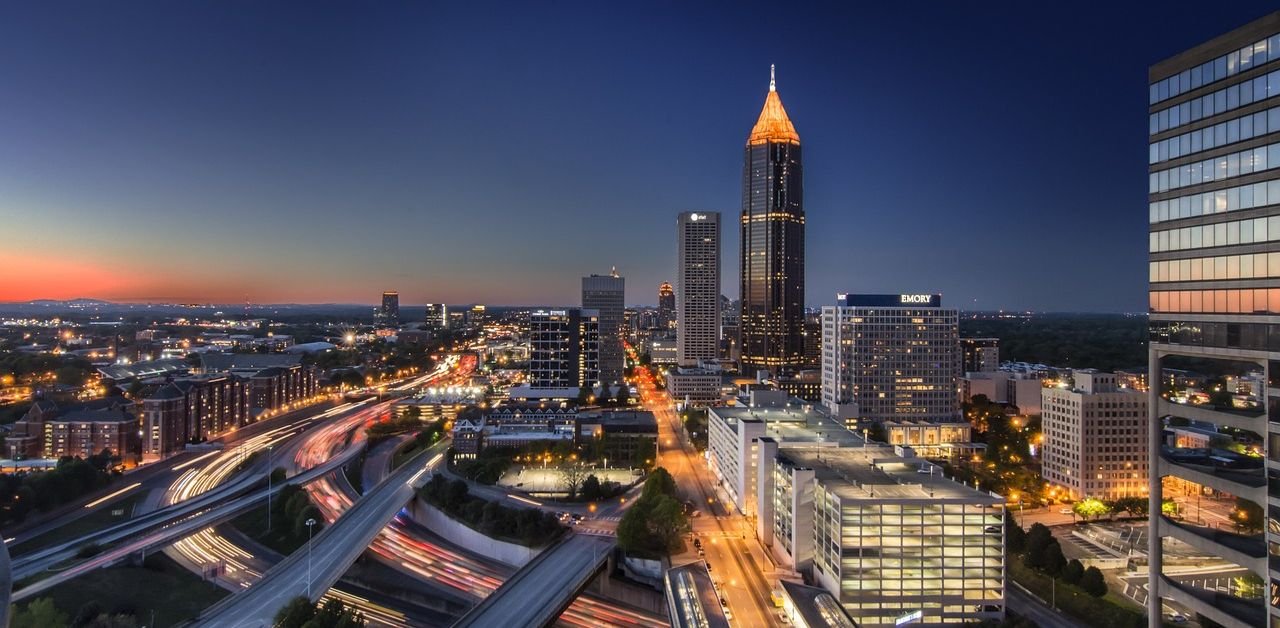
[630,356,778,628]
[452,533,615,627]
[1006,582,1086,628]
[191,444,444,627]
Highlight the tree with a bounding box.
[1080,565,1108,597]
[1042,540,1067,576]
[1161,498,1180,518]
[615,383,630,406]
[12,598,70,628]
[275,596,317,628]
[576,386,593,407]
[646,493,690,551]
[1073,498,1112,520]
[1231,497,1263,534]
[1025,523,1053,556]
[559,462,588,500]
[1005,514,1026,554]
[581,474,602,501]
[642,467,677,500]
[1061,559,1084,585]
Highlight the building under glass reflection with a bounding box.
[1146,11,1280,628]
[740,66,805,375]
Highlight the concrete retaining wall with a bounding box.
[406,497,542,568]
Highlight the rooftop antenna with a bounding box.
[769,64,776,92]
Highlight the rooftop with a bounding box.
[200,352,302,373]
[710,404,862,447]
[747,65,799,146]
[665,561,730,628]
[777,446,1001,504]
[779,580,859,628]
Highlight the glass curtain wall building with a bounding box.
[1147,11,1280,628]
[740,66,805,375]
[582,271,625,386]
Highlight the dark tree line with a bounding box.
[961,314,1147,372]
[418,474,562,546]
[0,452,117,525]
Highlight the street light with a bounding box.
[306,518,317,598]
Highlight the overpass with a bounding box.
[191,443,445,627]
[11,434,369,600]
[452,533,615,628]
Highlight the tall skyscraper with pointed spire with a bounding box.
[740,65,804,375]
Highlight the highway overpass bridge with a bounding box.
[190,444,445,627]
[451,533,616,628]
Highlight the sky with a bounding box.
[2,2,1277,311]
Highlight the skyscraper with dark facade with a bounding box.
[657,282,675,330]
[582,271,625,385]
[378,291,399,327]
[740,66,804,375]
[1146,12,1280,628]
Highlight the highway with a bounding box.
[452,533,615,627]
[630,354,778,628]
[191,445,444,627]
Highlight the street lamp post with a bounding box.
[306,518,317,598]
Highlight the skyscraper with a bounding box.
[657,282,675,330]
[676,211,720,367]
[528,308,600,390]
[378,291,399,327]
[424,303,448,330]
[740,65,804,375]
[582,270,625,385]
[1146,13,1280,628]
[820,294,960,426]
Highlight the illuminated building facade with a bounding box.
[960,337,1000,374]
[658,282,675,330]
[1146,13,1280,626]
[820,294,961,425]
[425,303,448,330]
[528,308,600,391]
[677,211,721,367]
[1041,370,1148,501]
[740,66,805,375]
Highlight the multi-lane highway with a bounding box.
[191,445,444,627]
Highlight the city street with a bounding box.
[632,360,779,627]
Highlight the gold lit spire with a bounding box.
[748,65,799,146]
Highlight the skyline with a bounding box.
[3,2,1278,310]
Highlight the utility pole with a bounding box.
[306,518,317,598]
[266,444,274,532]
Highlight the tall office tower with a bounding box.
[1041,371,1149,501]
[528,308,600,390]
[424,303,448,330]
[1146,13,1280,628]
[740,65,804,375]
[676,211,721,366]
[657,282,676,329]
[378,291,399,327]
[960,337,1000,374]
[820,294,960,425]
[582,270,625,385]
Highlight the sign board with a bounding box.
[895,610,923,625]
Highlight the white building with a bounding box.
[961,371,1044,415]
[665,367,722,408]
[676,211,721,367]
[820,294,960,424]
[1041,370,1148,500]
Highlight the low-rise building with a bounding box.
[665,367,723,407]
[43,400,141,464]
[1041,370,1148,500]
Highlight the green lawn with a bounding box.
[12,493,144,556]
[1009,561,1145,628]
[11,553,227,626]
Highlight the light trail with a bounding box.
[83,482,141,509]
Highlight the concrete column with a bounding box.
[1147,348,1163,628]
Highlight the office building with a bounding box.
[1146,13,1280,627]
[527,308,600,391]
[961,371,1044,415]
[666,367,724,407]
[425,303,448,330]
[658,282,676,330]
[761,445,1004,627]
[961,337,1000,374]
[703,395,1005,626]
[677,211,721,367]
[378,291,399,327]
[820,294,961,425]
[740,66,805,375]
[1041,371,1148,501]
[582,271,625,385]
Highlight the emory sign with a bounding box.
[899,294,933,304]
